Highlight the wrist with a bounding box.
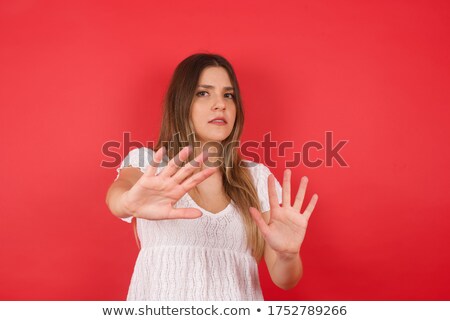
[275,250,300,262]
[120,191,136,218]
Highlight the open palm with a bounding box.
[250,169,318,257]
[122,146,218,220]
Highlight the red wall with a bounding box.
[1,0,449,300]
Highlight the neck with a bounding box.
[193,140,223,170]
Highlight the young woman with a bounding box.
[105,53,318,300]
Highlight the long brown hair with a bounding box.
[154,53,265,261]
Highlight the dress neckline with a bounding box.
[185,192,234,217]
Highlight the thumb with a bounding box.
[249,207,270,237]
[167,207,203,220]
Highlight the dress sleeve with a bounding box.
[114,147,154,223]
[255,163,283,213]
[114,147,152,181]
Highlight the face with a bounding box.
[190,66,237,147]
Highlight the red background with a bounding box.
[1,0,449,300]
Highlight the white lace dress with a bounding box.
[115,147,282,300]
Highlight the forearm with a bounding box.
[105,180,134,218]
[270,252,303,290]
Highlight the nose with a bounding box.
[212,97,226,110]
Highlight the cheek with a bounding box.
[230,106,237,121]
[190,105,206,128]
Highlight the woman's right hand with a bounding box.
[120,145,217,220]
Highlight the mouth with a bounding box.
[208,117,227,125]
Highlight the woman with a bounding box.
[105,53,318,300]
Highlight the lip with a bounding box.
[208,117,227,124]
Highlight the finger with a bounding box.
[282,169,291,207]
[180,166,218,191]
[145,146,165,177]
[171,150,209,184]
[249,207,270,237]
[159,145,192,178]
[303,194,318,221]
[167,207,203,220]
[268,174,281,210]
[292,176,308,212]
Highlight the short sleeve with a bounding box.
[114,147,154,181]
[254,163,283,213]
[114,147,155,223]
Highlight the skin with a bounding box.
[186,66,238,211]
[191,67,320,289]
[106,146,218,220]
[105,66,319,291]
[189,66,237,160]
[250,171,319,290]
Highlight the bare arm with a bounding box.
[105,146,219,221]
[262,210,303,290]
[105,167,142,219]
[249,170,318,290]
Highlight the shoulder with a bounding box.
[124,146,154,160]
[241,159,275,180]
[122,147,169,166]
[117,146,168,177]
[240,159,283,213]
[240,159,280,191]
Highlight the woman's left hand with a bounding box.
[249,169,318,260]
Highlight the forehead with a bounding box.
[198,66,233,86]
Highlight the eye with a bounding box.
[195,91,234,99]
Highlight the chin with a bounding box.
[204,137,227,144]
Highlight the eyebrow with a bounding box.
[197,84,235,91]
